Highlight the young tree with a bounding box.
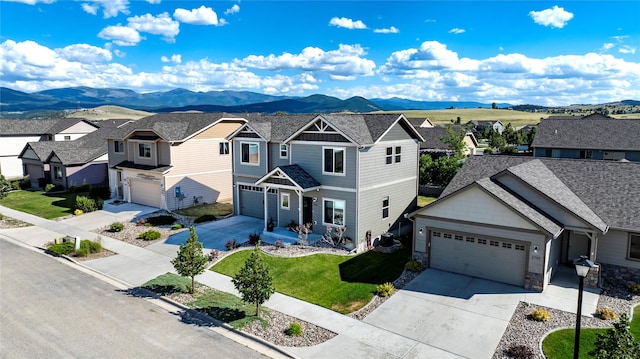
[171,226,208,294]
[590,313,640,359]
[440,123,468,159]
[232,242,275,317]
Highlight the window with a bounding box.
[64,135,71,141]
[219,142,229,155]
[323,199,345,226]
[323,147,344,174]
[241,142,259,165]
[579,150,592,159]
[395,146,402,163]
[281,193,290,210]
[490,240,499,247]
[515,244,526,251]
[382,196,389,218]
[454,235,463,241]
[629,234,640,260]
[478,239,487,245]
[443,233,452,239]
[54,166,62,180]
[138,143,151,158]
[114,141,124,153]
[385,147,393,164]
[466,237,475,243]
[502,242,512,249]
[280,144,288,159]
[433,232,441,237]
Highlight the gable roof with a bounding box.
[256,164,321,191]
[0,118,95,136]
[416,127,451,150]
[110,113,245,142]
[443,155,640,232]
[532,118,640,151]
[45,127,113,165]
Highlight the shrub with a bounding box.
[629,283,640,294]
[505,344,534,359]
[376,282,395,297]
[137,230,161,241]
[225,239,238,251]
[74,209,83,216]
[595,307,617,320]
[484,147,493,154]
[248,232,261,245]
[47,241,75,256]
[274,239,284,249]
[44,183,56,192]
[194,214,216,223]
[88,185,110,200]
[171,224,183,230]
[530,308,550,322]
[144,222,153,227]
[109,222,124,232]
[286,322,303,337]
[146,215,176,226]
[75,195,102,213]
[75,246,90,257]
[405,260,422,272]
[208,249,220,261]
[11,180,21,190]
[19,178,30,190]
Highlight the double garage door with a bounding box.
[430,230,527,287]
[130,180,161,208]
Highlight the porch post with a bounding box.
[586,232,598,262]
[263,185,269,230]
[296,189,303,226]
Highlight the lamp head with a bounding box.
[573,255,595,278]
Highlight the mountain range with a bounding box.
[0,86,513,115]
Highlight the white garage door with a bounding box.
[130,180,161,208]
[430,231,527,287]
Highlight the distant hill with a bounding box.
[65,105,153,121]
[370,97,512,110]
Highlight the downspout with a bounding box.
[404,213,416,260]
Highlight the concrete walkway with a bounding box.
[0,203,601,359]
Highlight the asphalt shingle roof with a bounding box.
[277,164,321,190]
[443,155,640,232]
[1,118,72,136]
[532,118,640,151]
[415,127,451,150]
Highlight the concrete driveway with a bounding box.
[163,215,264,250]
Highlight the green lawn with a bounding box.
[0,190,82,219]
[542,305,640,359]
[418,196,437,207]
[212,240,412,314]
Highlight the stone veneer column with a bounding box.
[584,265,599,288]
[524,272,544,292]
[599,262,640,286]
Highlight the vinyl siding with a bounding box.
[597,229,640,269]
[269,143,290,168]
[277,189,300,228]
[54,121,96,140]
[380,121,414,141]
[232,140,267,177]
[192,122,243,140]
[107,139,127,166]
[311,189,357,241]
[0,136,40,156]
[358,139,418,189]
[169,139,231,174]
[290,143,357,189]
[157,142,171,165]
[66,162,108,188]
[165,171,233,210]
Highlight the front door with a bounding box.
[116,171,123,198]
[567,232,590,262]
[303,197,313,227]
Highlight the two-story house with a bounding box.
[532,115,640,162]
[0,118,98,180]
[227,113,424,252]
[470,120,504,136]
[106,113,245,210]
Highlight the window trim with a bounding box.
[281,192,290,210]
[628,233,640,261]
[385,147,393,165]
[138,143,152,159]
[240,141,260,166]
[323,198,345,226]
[395,146,402,163]
[279,144,289,159]
[53,166,63,180]
[382,196,389,219]
[219,142,229,155]
[322,146,346,176]
[114,140,124,153]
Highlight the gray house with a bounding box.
[227,113,424,252]
[410,155,640,291]
[532,115,640,162]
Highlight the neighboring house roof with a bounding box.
[256,164,321,191]
[110,113,246,142]
[94,119,135,128]
[0,118,97,136]
[531,118,640,151]
[407,118,434,128]
[20,126,112,165]
[442,155,640,232]
[416,127,451,150]
[471,120,502,126]
[113,160,173,174]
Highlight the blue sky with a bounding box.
[1,0,639,106]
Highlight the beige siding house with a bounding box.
[107,113,245,210]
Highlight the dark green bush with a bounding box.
[79,239,102,254]
[194,214,216,223]
[47,242,75,256]
[44,183,56,192]
[75,246,90,257]
[405,260,422,272]
[109,222,124,232]
[171,224,183,230]
[89,185,111,200]
[11,181,21,190]
[75,195,103,213]
[138,230,161,241]
[146,215,176,226]
[286,322,303,337]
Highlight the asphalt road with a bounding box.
[0,239,264,359]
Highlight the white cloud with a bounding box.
[619,46,636,54]
[146,0,160,3]
[113,49,126,58]
[161,54,181,64]
[174,6,218,25]
[81,2,98,15]
[329,17,367,30]
[224,4,239,15]
[448,28,465,34]
[5,0,55,4]
[374,26,399,34]
[56,44,112,63]
[601,43,614,51]
[81,0,130,18]
[98,25,143,46]
[424,19,436,23]
[127,13,179,42]
[236,44,376,78]
[529,6,574,28]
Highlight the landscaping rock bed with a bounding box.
[93,210,188,247]
[0,215,31,229]
[492,282,640,359]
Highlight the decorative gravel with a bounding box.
[0,215,32,229]
[493,283,640,359]
[93,210,188,247]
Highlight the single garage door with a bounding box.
[430,230,527,287]
[239,185,264,218]
[130,180,161,208]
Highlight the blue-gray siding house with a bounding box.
[227,113,424,252]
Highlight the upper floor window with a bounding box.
[395,146,402,163]
[241,142,259,165]
[323,198,345,226]
[382,196,389,218]
[280,144,289,159]
[579,150,592,159]
[323,147,345,175]
[138,143,151,158]
[629,234,640,261]
[385,147,393,164]
[219,142,229,155]
[114,141,124,153]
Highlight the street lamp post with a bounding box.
[573,255,595,359]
